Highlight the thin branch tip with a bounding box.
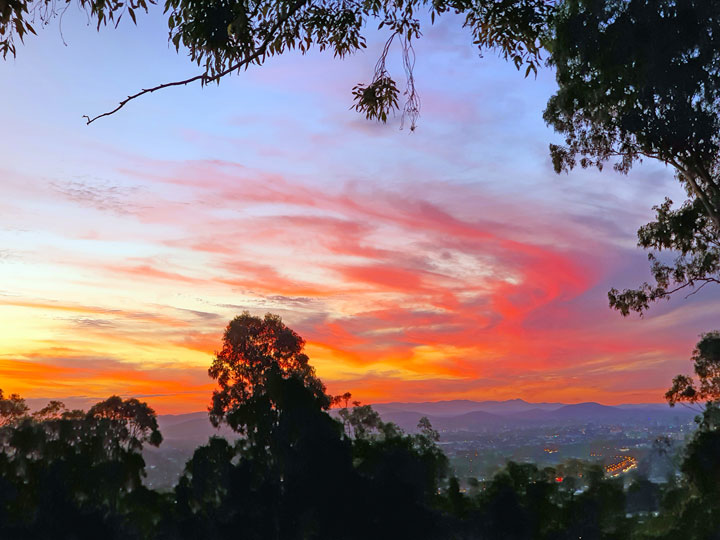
[81,0,309,125]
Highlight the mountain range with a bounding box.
[148,399,698,444]
[369,399,697,432]
[139,399,697,489]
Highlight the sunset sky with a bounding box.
[1,8,718,413]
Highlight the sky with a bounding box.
[1,7,718,413]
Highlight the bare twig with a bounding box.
[684,279,719,299]
[661,277,720,299]
[83,72,211,124]
[678,401,705,414]
[58,1,72,47]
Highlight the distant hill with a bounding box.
[372,399,563,417]
[154,400,696,437]
[141,399,697,489]
[528,402,696,425]
[25,397,695,436]
[372,400,696,431]
[536,402,626,422]
[377,409,508,432]
[157,412,236,443]
[429,410,508,431]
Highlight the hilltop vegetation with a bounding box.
[0,313,719,539]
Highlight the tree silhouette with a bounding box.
[641,333,720,539]
[0,390,29,427]
[0,394,162,539]
[7,315,714,538]
[608,198,719,315]
[208,312,331,436]
[180,313,453,540]
[545,0,720,313]
[32,400,67,421]
[88,395,163,450]
[195,313,363,539]
[666,331,720,407]
[1,0,551,126]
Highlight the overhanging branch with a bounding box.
[83,0,310,125]
[83,72,210,125]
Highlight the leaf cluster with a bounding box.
[88,395,163,449]
[546,0,720,169]
[666,331,720,406]
[609,197,720,315]
[0,390,29,427]
[0,0,151,58]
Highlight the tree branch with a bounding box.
[83,0,310,125]
[683,279,719,299]
[83,73,210,124]
[678,401,705,414]
[660,277,720,299]
[667,157,720,232]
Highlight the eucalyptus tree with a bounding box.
[666,331,720,407]
[0,394,162,539]
[654,333,720,539]
[1,0,552,126]
[0,389,29,427]
[544,0,720,313]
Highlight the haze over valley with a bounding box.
[143,398,696,490]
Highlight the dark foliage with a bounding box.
[545,0,720,313]
[1,0,552,125]
[1,318,720,539]
[666,331,720,407]
[608,198,719,315]
[0,396,161,539]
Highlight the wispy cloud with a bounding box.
[51,177,146,216]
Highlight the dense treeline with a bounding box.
[1,313,719,539]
